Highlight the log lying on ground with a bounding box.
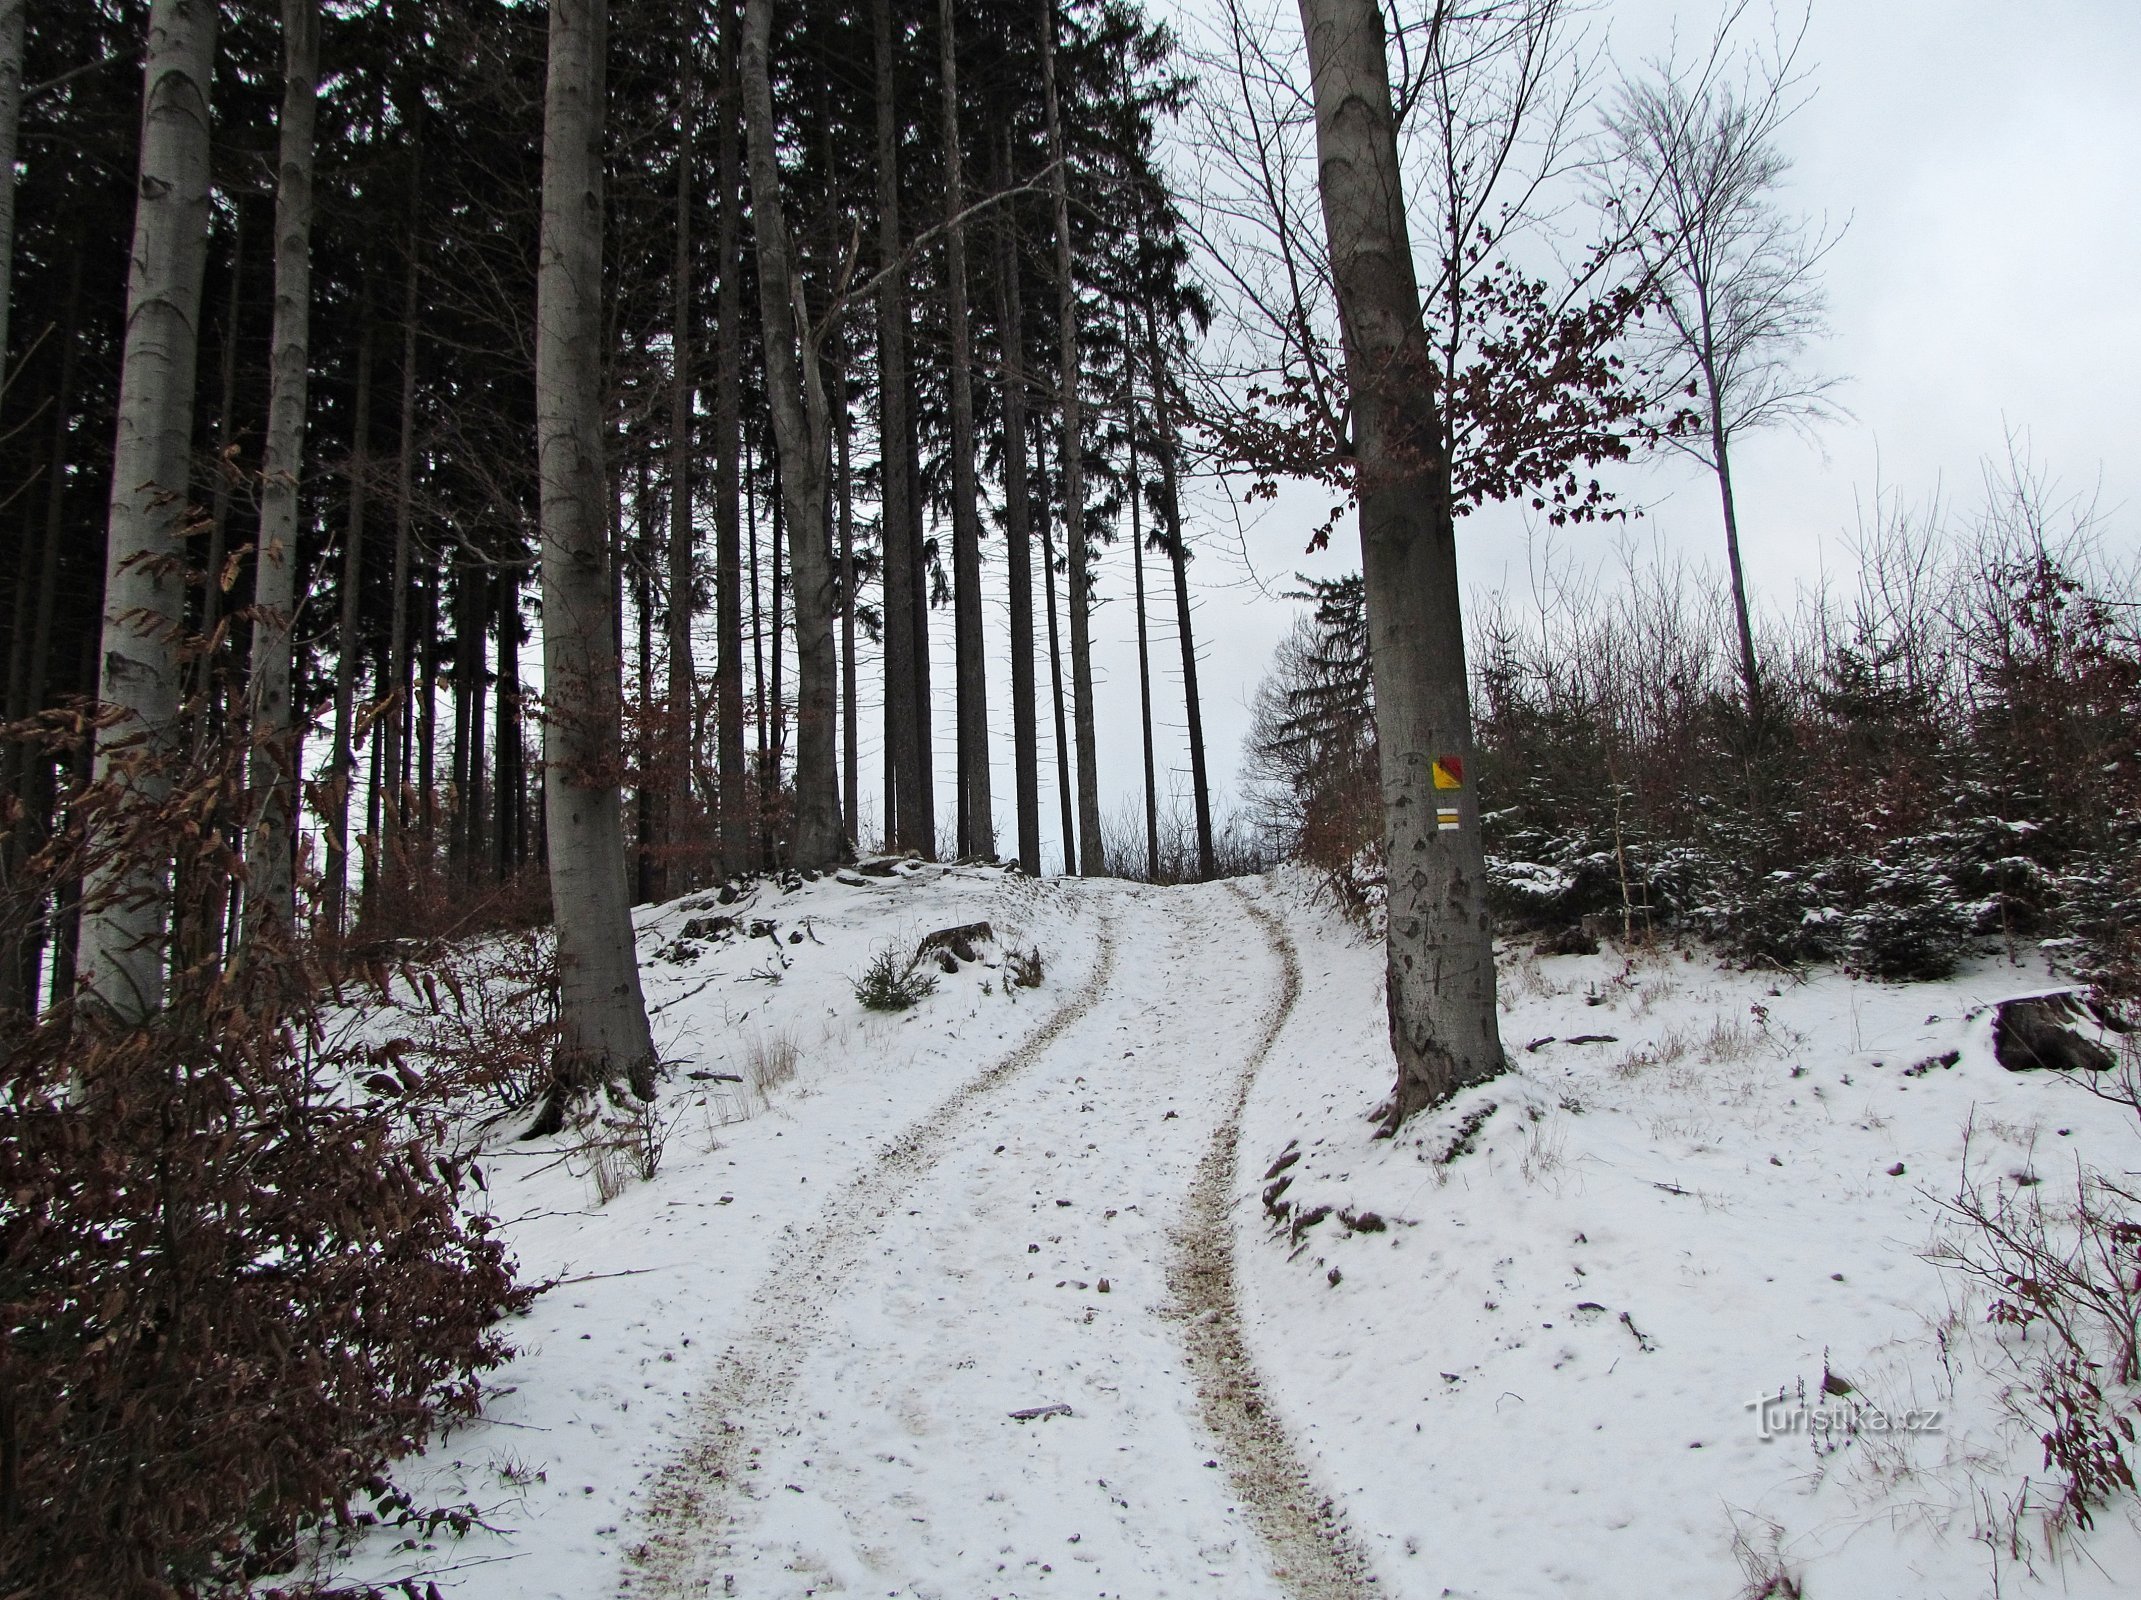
[917,921,994,966]
[1993,992,2118,1074]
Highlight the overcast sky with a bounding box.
[1021,0,2141,871]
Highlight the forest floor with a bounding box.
[327,866,2141,1599]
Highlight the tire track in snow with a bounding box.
[1168,882,1381,1598]
[622,905,1120,1597]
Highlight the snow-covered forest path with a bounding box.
[626,878,1367,1599]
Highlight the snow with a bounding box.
[1236,875,2141,1599]
[325,867,2141,1600]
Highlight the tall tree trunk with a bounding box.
[1035,445,1075,872]
[373,129,422,913]
[993,151,1041,877]
[1145,308,1214,880]
[1703,363,1763,731]
[0,0,25,404]
[634,459,656,900]
[197,202,242,711]
[1297,0,1505,1124]
[1124,314,1158,882]
[325,283,372,934]
[938,0,991,859]
[748,438,764,800]
[495,563,523,880]
[659,17,698,902]
[714,0,747,875]
[241,0,320,951]
[770,454,784,774]
[78,0,217,1019]
[532,0,656,1127]
[836,352,858,837]
[3,247,83,1006]
[740,0,842,869]
[1040,0,1102,876]
[872,0,927,856]
[416,549,437,845]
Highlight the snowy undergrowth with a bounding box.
[1237,870,2141,1599]
[321,861,1098,1598]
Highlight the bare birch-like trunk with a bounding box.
[241,0,320,950]
[532,0,657,1127]
[1297,0,1505,1123]
[741,0,844,870]
[78,0,218,1019]
[1041,0,1102,876]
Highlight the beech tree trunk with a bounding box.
[532,0,656,1126]
[994,151,1042,876]
[872,0,928,856]
[78,0,218,1020]
[1041,0,1102,876]
[241,0,321,950]
[939,0,992,859]
[1297,0,1505,1124]
[741,0,844,870]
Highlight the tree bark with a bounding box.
[0,0,24,404]
[1145,308,1214,880]
[1035,443,1075,872]
[714,0,748,875]
[741,0,843,870]
[1040,0,1102,876]
[993,150,1041,877]
[532,0,656,1125]
[494,562,523,879]
[659,16,699,902]
[197,202,242,710]
[1297,0,1506,1124]
[326,283,372,934]
[1124,310,1158,882]
[835,346,858,834]
[241,0,320,951]
[938,0,992,859]
[872,0,928,856]
[373,126,422,913]
[78,0,218,1020]
[1703,359,1764,730]
[0,240,79,1011]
